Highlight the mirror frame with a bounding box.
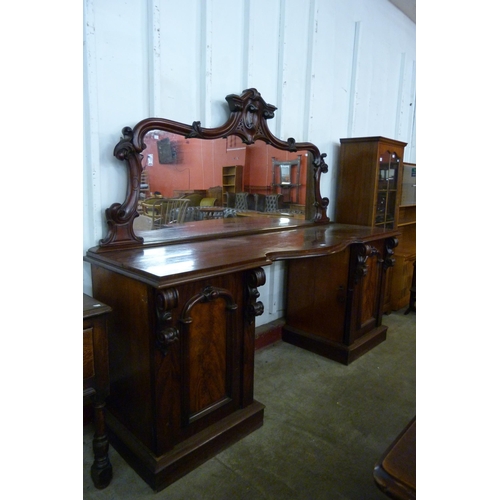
[99,88,330,250]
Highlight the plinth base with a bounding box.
[282,325,387,365]
[105,401,265,492]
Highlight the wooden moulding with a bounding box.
[105,401,265,492]
[281,324,388,366]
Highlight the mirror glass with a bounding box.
[133,130,312,238]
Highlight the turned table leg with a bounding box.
[90,399,112,489]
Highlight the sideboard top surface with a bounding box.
[85,222,399,288]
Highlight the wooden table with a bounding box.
[236,210,304,219]
[373,417,416,499]
[83,293,113,489]
[198,207,226,219]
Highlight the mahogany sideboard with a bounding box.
[84,219,398,491]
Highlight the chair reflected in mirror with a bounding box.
[157,198,189,227]
[140,197,165,227]
[138,198,189,229]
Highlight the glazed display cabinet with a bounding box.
[336,136,407,230]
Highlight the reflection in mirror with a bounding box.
[134,131,310,231]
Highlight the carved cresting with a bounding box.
[155,288,180,356]
[245,267,266,324]
[98,88,330,250]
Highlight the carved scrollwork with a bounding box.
[180,286,238,325]
[352,244,380,285]
[113,127,134,160]
[286,137,297,151]
[99,126,146,247]
[382,237,399,270]
[155,288,180,356]
[245,267,266,325]
[187,120,203,139]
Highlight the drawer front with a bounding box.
[83,327,95,381]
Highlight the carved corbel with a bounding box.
[382,237,399,270]
[245,267,266,324]
[155,288,180,356]
[352,244,380,285]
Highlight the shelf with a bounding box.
[222,165,243,204]
[398,205,416,226]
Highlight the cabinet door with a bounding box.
[153,269,264,454]
[345,240,386,343]
[375,150,401,229]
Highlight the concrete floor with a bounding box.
[83,308,415,499]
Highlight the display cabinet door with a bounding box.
[376,150,401,229]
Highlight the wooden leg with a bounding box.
[90,400,112,489]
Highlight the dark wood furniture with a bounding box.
[391,162,416,311]
[83,293,113,489]
[373,417,416,499]
[85,89,398,492]
[336,137,407,313]
[404,261,416,315]
[284,228,397,364]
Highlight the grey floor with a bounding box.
[83,308,415,499]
